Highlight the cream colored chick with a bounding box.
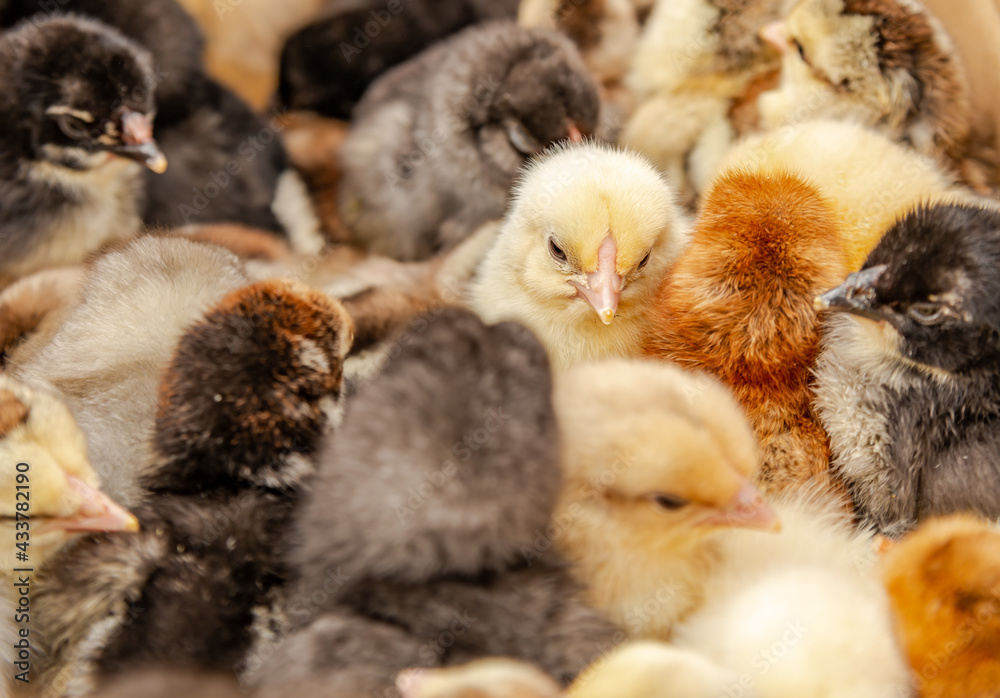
[757,0,994,188]
[672,491,912,698]
[471,143,688,369]
[1,375,137,698]
[554,359,778,639]
[720,119,969,270]
[398,659,562,698]
[570,641,749,698]
[621,0,787,197]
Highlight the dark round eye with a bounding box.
[637,250,651,271]
[56,115,92,140]
[650,493,690,511]
[907,303,947,325]
[505,119,543,157]
[548,237,567,263]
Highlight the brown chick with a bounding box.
[758,0,997,190]
[880,514,1000,697]
[553,358,779,640]
[398,659,563,698]
[643,169,851,500]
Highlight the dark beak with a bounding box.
[109,110,168,174]
[814,264,888,320]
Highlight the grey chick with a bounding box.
[339,21,600,261]
[10,236,250,507]
[251,308,620,697]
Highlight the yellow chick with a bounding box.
[471,143,688,369]
[397,659,563,698]
[553,358,778,639]
[569,641,746,698]
[0,374,137,698]
[720,119,970,269]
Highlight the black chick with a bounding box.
[250,308,620,698]
[32,280,354,695]
[278,0,520,120]
[338,21,600,261]
[0,0,314,242]
[0,15,165,287]
[814,203,1000,535]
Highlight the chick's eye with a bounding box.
[792,38,806,61]
[908,302,948,325]
[56,115,92,140]
[505,119,543,157]
[637,250,651,271]
[548,237,568,263]
[650,493,690,511]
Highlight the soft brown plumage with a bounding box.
[880,514,1000,697]
[643,168,850,501]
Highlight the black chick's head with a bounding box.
[295,308,560,593]
[817,203,1000,373]
[0,15,166,173]
[468,23,599,168]
[145,280,354,494]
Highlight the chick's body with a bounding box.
[33,280,353,695]
[252,310,619,697]
[720,119,964,270]
[339,21,600,261]
[815,204,1000,534]
[472,143,688,369]
[644,169,850,498]
[880,515,1000,697]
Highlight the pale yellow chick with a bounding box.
[397,659,563,698]
[553,359,778,638]
[569,641,749,698]
[720,119,971,269]
[471,143,688,369]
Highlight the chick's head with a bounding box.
[816,203,1000,374]
[4,16,167,173]
[555,359,777,560]
[0,375,137,571]
[502,142,687,327]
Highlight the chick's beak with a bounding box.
[760,21,791,54]
[701,481,781,532]
[396,668,429,698]
[814,264,888,321]
[111,110,168,174]
[49,475,139,533]
[571,236,622,325]
[566,120,584,144]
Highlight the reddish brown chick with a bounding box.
[644,169,850,501]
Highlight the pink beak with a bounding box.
[760,21,791,54]
[566,121,584,144]
[701,480,781,532]
[46,475,139,533]
[570,236,622,325]
[119,110,168,174]
[396,668,429,698]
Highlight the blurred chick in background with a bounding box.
[338,21,599,261]
[568,642,748,698]
[0,376,137,698]
[34,280,353,695]
[644,169,850,500]
[880,514,1000,698]
[621,0,786,199]
[472,143,688,369]
[719,119,966,270]
[280,0,519,120]
[554,359,778,639]
[9,237,250,507]
[814,203,1000,534]
[759,0,998,190]
[252,310,618,698]
[0,16,165,288]
[398,659,562,698]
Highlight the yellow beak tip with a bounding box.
[599,309,615,325]
[148,155,168,174]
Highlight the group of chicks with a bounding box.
[0,0,999,696]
